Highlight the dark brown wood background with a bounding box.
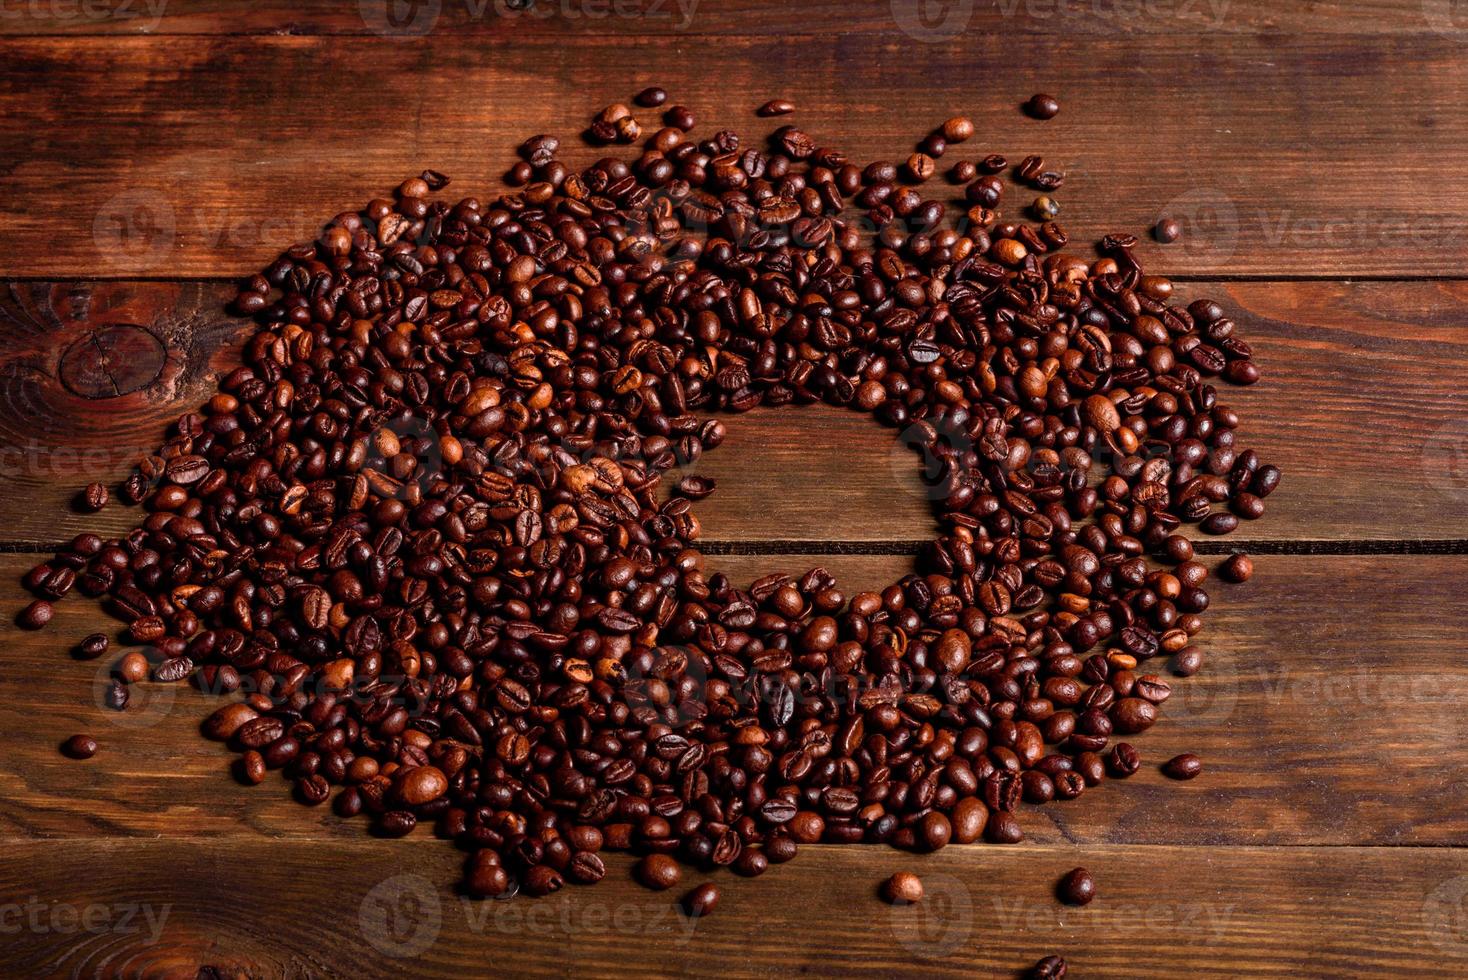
[1,2,1466,977]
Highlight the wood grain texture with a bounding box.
[0,839,1464,979]
[0,279,1463,546]
[0,0,1456,36]
[1,33,1467,278]
[3,552,1465,847]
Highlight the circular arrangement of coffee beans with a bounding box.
[28,96,1278,903]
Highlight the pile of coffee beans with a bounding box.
[27,95,1276,913]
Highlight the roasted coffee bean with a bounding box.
[1154,217,1182,243]
[758,98,795,116]
[25,98,1276,910]
[636,854,681,891]
[1025,93,1060,119]
[79,482,109,512]
[1057,867,1096,906]
[882,871,924,904]
[17,600,52,630]
[62,734,97,759]
[1220,553,1254,583]
[1030,955,1068,979]
[683,882,720,917]
[568,851,607,884]
[1106,742,1141,778]
[635,86,668,108]
[1163,753,1203,780]
[78,633,109,659]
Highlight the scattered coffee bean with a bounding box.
[684,883,720,917]
[1026,93,1060,119]
[635,86,667,108]
[61,734,97,759]
[758,98,795,116]
[17,600,51,629]
[882,872,924,904]
[942,116,975,142]
[1057,867,1096,906]
[1163,754,1204,780]
[79,482,109,512]
[77,633,109,659]
[1155,217,1182,243]
[1220,553,1254,583]
[1030,955,1068,979]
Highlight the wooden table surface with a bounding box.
[2,2,1466,977]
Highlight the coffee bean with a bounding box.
[1155,217,1182,243]
[635,86,667,108]
[1163,753,1203,780]
[636,854,681,891]
[523,865,564,897]
[239,750,266,785]
[758,98,795,116]
[568,851,606,884]
[1170,647,1205,677]
[18,600,52,630]
[1025,93,1060,119]
[378,811,417,838]
[79,482,109,512]
[62,734,97,759]
[203,703,259,740]
[1030,955,1068,979]
[77,633,109,659]
[115,651,149,684]
[1220,553,1254,583]
[1106,742,1141,778]
[1057,867,1096,906]
[882,871,924,904]
[917,811,952,852]
[684,882,720,917]
[734,848,768,877]
[942,116,974,143]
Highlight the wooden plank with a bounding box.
[0,279,1462,545]
[0,838,1463,978]
[3,552,1466,846]
[0,0,1454,38]
[1,34,1467,278]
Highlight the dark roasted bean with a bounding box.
[1163,753,1204,780]
[62,734,98,759]
[882,871,924,904]
[684,882,720,917]
[1057,867,1096,906]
